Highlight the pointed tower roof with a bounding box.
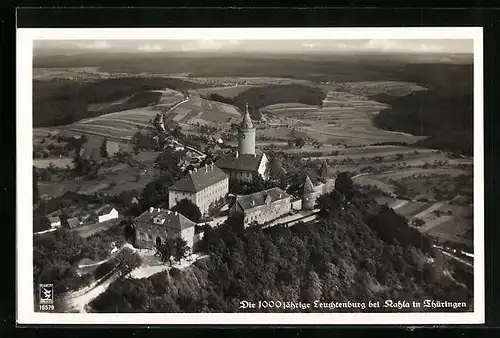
[303,176,315,194]
[319,161,335,178]
[240,102,254,129]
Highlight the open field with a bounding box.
[187,76,314,86]
[375,196,473,248]
[37,151,162,199]
[168,96,242,127]
[33,67,103,81]
[262,86,427,146]
[318,81,427,98]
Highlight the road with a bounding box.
[440,250,473,269]
[62,249,208,313]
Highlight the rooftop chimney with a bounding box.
[174,211,178,216]
[156,208,161,213]
[235,151,239,158]
[167,210,171,214]
[251,199,255,206]
[194,168,197,172]
[149,207,154,213]
[205,166,208,173]
[189,170,192,174]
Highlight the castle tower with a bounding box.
[238,103,256,155]
[319,161,336,193]
[302,175,316,210]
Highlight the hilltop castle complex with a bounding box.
[130,104,336,250]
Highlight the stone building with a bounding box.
[230,187,291,226]
[131,208,196,249]
[168,164,229,215]
[238,102,256,155]
[216,151,269,183]
[301,163,337,210]
[216,103,269,182]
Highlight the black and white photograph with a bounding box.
[17,27,484,325]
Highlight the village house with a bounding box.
[66,217,81,229]
[47,216,61,228]
[216,104,269,182]
[95,205,119,223]
[230,187,291,226]
[168,164,229,215]
[131,208,197,249]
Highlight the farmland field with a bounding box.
[37,151,162,199]
[167,96,242,127]
[262,85,427,146]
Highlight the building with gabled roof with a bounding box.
[66,217,81,229]
[230,187,291,226]
[168,164,229,215]
[131,207,197,249]
[216,151,269,183]
[47,216,61,228]
[95,205,119,223]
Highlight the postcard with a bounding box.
[17,27,484,325]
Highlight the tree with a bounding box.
[335,172,354,199]
[294,138,306,148]
[171,198,202,223]
[157,238,175,265]
[224,211,245,234]
[301,269,322,303]
[155,149,182,177]
[173,237,190,262]
[287,139,295,148]
[33,167,40,204]
[115,248,141,277]
[100,138,108,158]
[316,190,342,215]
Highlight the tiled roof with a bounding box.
[168,164,228,193]
[96,205,115,216]
[235,187,290,211]
[303,176,316,193]
[48,216,60,223]
[319,161,335,178]
[134,208,196,230]
[67,217,80,227]
[216,153,263,172]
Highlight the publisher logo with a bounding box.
[39,284,53,304]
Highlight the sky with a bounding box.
[33,39,474,54]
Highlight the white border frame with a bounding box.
[17,27,484,325]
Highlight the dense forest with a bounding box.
[372,63,474,156]
[33,77,209,127]
[33,226,126,297]
[90,188,472,313]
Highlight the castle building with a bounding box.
[131,208,196,249]
[168,164,229,216]
[302,162,337,210]
[230,187,291,226]
[238,103,256,155]
[216,103,269,182]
